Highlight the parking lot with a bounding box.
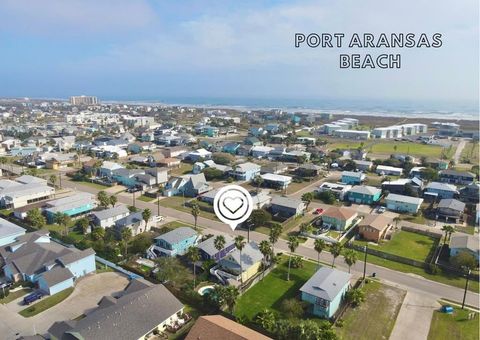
[0,272,129,339]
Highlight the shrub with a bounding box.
[291,256,303,268]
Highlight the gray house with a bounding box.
[435,199,465,223]
[270,196,306,218]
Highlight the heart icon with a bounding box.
[223,197,244,214]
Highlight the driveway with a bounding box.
[0,272,129,339]
[390,292,440,340]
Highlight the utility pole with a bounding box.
[462,269,471,309]
[132,190,136,208]
[363,245,368,282]
[157,196,160,216]
[59,172,62,189]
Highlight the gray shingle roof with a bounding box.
[438,199,466,212]
[198,235,235,257]
[41,267,74,287]
[271,196,303,209]
[450,233,480,252]
[348,185,381,196]
[300,267,351,301]
[58,248,95,266]
[0,218,26,239]
[155,227,198,245]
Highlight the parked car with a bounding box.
[313,208,324,215]
[377,206,386,213]
[23,291,44,305]
[154,215,165,223]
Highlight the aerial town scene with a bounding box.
[0,1,478,340]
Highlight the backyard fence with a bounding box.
[95,256,142,279]
[400,225,442,239]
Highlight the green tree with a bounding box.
[234,235,247,284]
[317,191,336,204]
[346,288,365,307]
[441,225,455,245]
[130,234,152,254]
[221,285,240,314]
[91,227,105,241]
[121,228,132,257]
[253,175,264,196]
[26,208,46,229]
[212,152,235,165]
[301,192,314,212]
[109,195,117,208]
[54,212,71,236]
[314,239,326,269]
[142,208,152,230]
[269,223,282,250]
[128,205,138,213]
[97,191,110,208]
[259,240,272,278]
[76,217,90,235]
[343,249,358,273]
[281,298,304,319]
[190,202,200,230]
[330,242,343,268]
[203,167,224,181]
[250,209,272,228]
[287,236,299,281]
[154,257,190,289]
[186,246,201,288]
[255,309,277,333]
[213,235,226,253]
[49,174,57,188]
[450,251,477,271]
[299,222,312,235]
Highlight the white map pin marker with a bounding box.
[213,185,253,231]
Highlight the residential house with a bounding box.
[158,157,181,168]
[202,126,219,137]
[99,161,124,177]
[237,145,253,156]
[218,241,263,283]
[162,146,189,158]
[44,193,97,223]
[354,160,373,171]
[385,193,424,214]
[347,186,382,205]
[315,182,352,200]
[260,173,292,190]
[222,142,241,154]
[321,207,358,231]
[187,148,212,162]
[186,315,271,340]
[375,165,403,176]
[296,163,323,177]
[449,233,479,262]
[48,279,184,340]
[251,146,274,158]
[459,183,480,203]
[341,171,365,185]
[114,211,153,237]
[424,182,458,200]
[248,127,265,137]
[231,162,261,181]
[197,235,236,261]
[92,205,130,229]
[150,227,199,257]
[0,218,26,246]
[270,196,306,218]
[112,168,145,188]
[251,190,273,209]
[358,214,393,242]
[1,231,95,293]
[244,137,263,146]
[381,177,423,196]
[300,267,351,318]
[439,170,475,185]
[435,199,465,223]
[409,166,426,179]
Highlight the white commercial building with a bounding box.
[372,123,427,139]
[0,176,54,209]
[332,129,370,140]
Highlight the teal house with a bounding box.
[151,227,199,257]
[203,126,219,137]
[222,142,241,154]
[341,171,365,185]
[300,267,352,318]
[44,193,97,223]
[347,185,382,205]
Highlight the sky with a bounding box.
[0,0,478,107]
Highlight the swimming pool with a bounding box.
[198,285,215,296]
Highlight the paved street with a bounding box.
[62,178,480,309]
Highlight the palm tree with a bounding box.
[301,192,314,212]
[54,212,71,236]
[109,195,117,208]
[234,235,246,284]
[330,242,343,268]
[213,235,226,255]
[393,216,401,229]
[256,309,277,332]
[441,225,455,245]
[121,228,132,257]
[269,223,282,251]
[222,286,240,314]
[343,249,358,273]
[186,246,201,288]
[299,222,311,235]
[314,239,326,269]
[259,240,272,278]
[253,175,264,196]
[49,174,57,188]
[191,202,200,230]
[142,208,152,231]
[287,236,299,281]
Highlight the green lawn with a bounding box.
[355,230,438,262]
[328,141,446,157]
[138,195,155,202]
[74,180,111,190]
[234,258,318,320]
[336,280,406,340]
[460,142,479,164]
[428,304,479,340]
[19,287,74,317]
[169,162,193,176]
[158,196,218,221]
[0,288,32,304]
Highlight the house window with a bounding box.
[315,297,329,308]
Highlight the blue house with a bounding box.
[1,231,95,295]
[300,267,352,318]
[152,227,199,257]
[222,142,241,154]
[44,193,97,223]
[197,235,236,261]
[112,168,145,188]
[424,182,458,200]
[265,124,281,134]
[347,185,382,205]
[341,171,365,185]
[248,127,265,137]
[231,162,261,181]
[385,193,424,214]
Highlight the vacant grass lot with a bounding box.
[74,180,111,190]
[355,230,438,262]
[234,258,317,320]
[460,142,479,164]
[336,280,406,340]
[158,196,218,221]
[19,287,74,317]
[428,304,479,340]
[329,141,446,158]
[169,162,193,176]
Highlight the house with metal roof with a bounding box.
[0,217,26,246]
[270,196,306,218]
[48,279,184,340]
[347,185,382,205]
[0,231,95,294]
[151,227,199,257]
[376,165,403,176]
[435,199,465,223]
[424,182,458,200]
[449,233,479,262]
[260,173,292,190]
[300,267,352,318]
[44,192,97,223]
[385,193,424,214]
[92,205,130,229]
[381,177,423,196]
[439,170,475,185]
[341,171,365,185]
[231,162,261,181]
